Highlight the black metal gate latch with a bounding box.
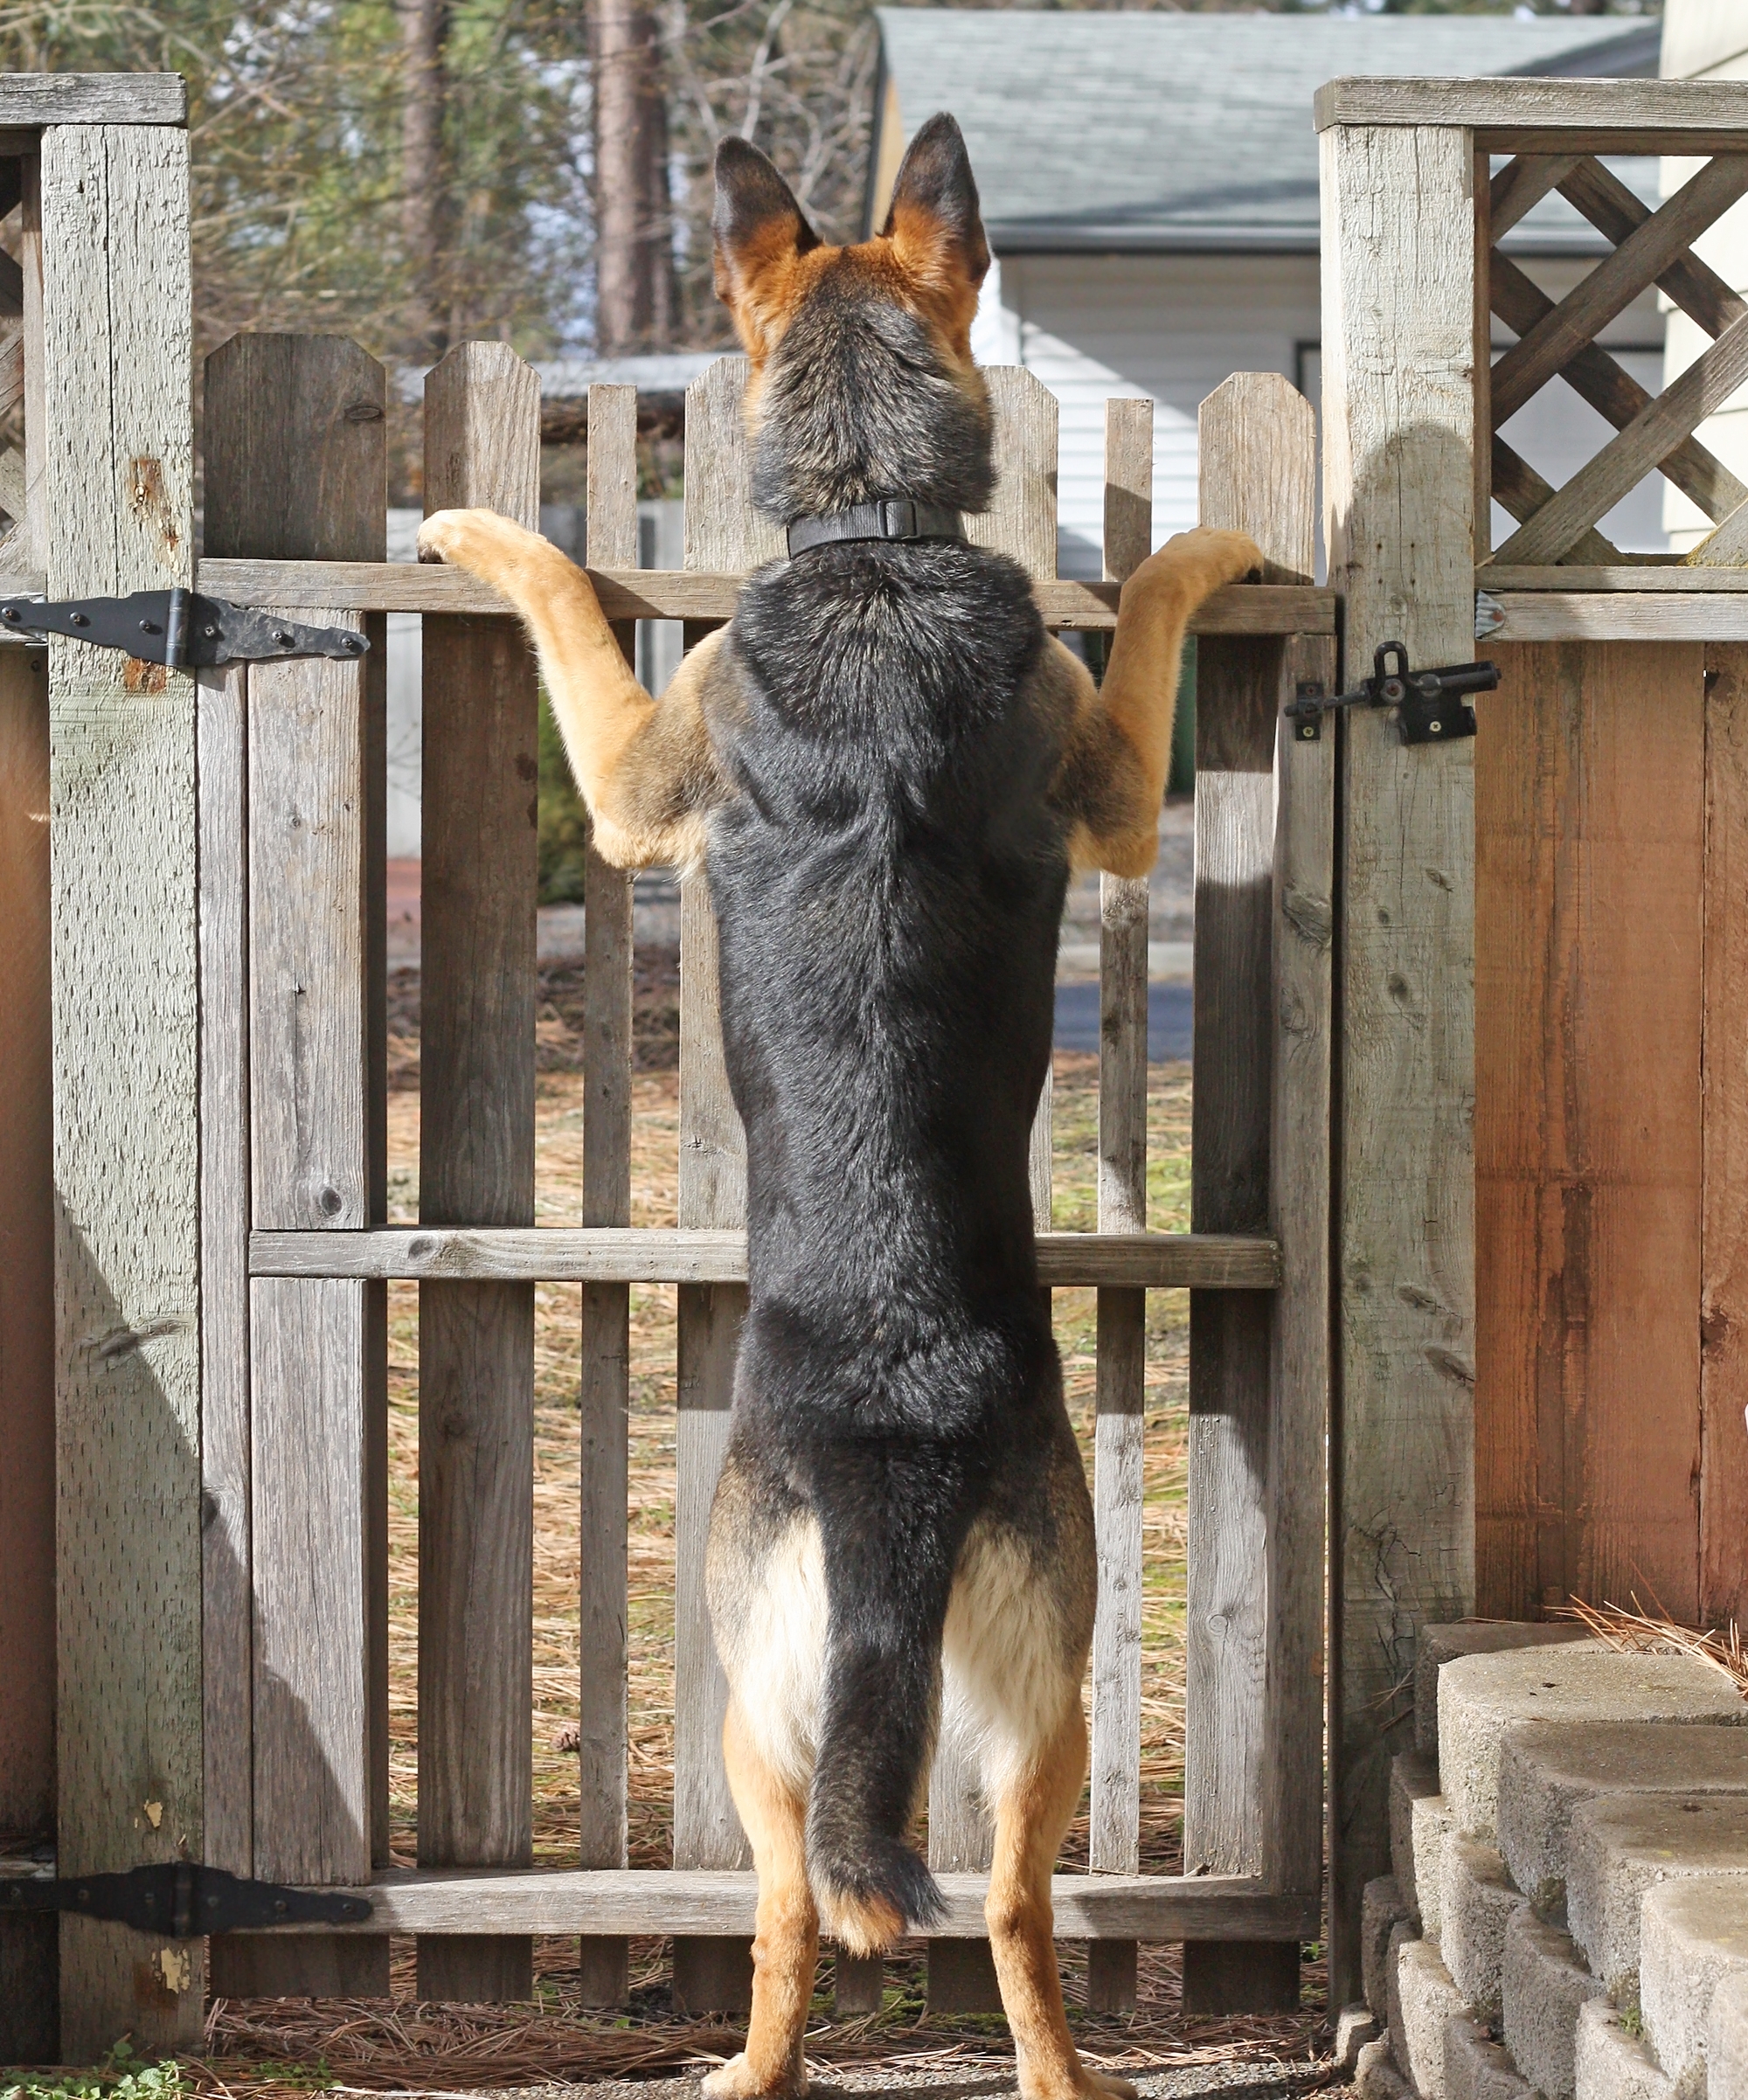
[0,1861,373,1937]
[0,587,369,669]
[1286,641,1500,747]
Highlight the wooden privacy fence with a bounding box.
[1320,73,1748,2017]
[0,69,1335,2062]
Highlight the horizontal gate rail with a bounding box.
[246,1226,1284,1288]
[188,556,1332,636]
[265,1868,1320,1942]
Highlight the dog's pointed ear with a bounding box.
[882,113,989,298]
[712,136,821,348]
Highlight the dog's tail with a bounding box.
[804,1447,961,1954]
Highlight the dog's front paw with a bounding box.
[701,2052,807,2100]
[416,506,538,579]
[1152,525,1266,588]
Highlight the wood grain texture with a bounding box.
[198,666,252,1880]
[1321,117,1478,2013]
[1482,570,1748,592]
[1314,77,1748,134]
[42,121,205,2059]
[416,341,540,2006]
[1475,643,1704,1625]
[1183,372,1320,2015]
[1703,648,1748,1631]
[19,153,42,584]
[674,360,755,2016]
[1265,641,1335,1907]
[247,1227,1284,1288]
[305,1868,1320,1940]
[197,558,1331,636]
[1490,440,1622,566]
[578,381,638,2008]
[1491,594,1748,642]
[1488,154,1580,240]
[213,332,390,2002]
[930,367,1060,2013]
[1089,395,1152,2019]
[250,1275,372,1882]
[0,74,186,122]
[0,643,54,2057]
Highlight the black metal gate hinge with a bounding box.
[0,1861,372,1937]
[0,587,369,669]
[1284,641,1500,746]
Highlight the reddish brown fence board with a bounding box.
[1476,641,1704,1624]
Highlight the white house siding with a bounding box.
[972,249,1668,577]
[974,251,1321,578]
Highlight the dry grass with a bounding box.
[197,1003,1329,2091]
[1557,1597,1748,1700]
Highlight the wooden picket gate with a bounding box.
[0,70,1336,2062]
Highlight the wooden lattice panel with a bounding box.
[1484,149,1748,568]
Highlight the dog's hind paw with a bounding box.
[701,2052,808,2100]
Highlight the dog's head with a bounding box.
[712,114,996,522]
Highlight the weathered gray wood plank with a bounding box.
[1314,75,1748,134]
[247,1226,1285,1289]
[209,329,390,2003]
[306,1868,1320,1941]
[417,341,541,2006]
[43,120,204,2060]
[1321,117,1478,2012]
[0,642,55,2062]
[578,381,638,2009]
[674,359,755,2018]
[198,665,253,1881]
[1488,593,1748,641]
[0,75,186,124]
[196,559,1332,636]
[1088,394,1152,2019]
[1182,371,1316,2017]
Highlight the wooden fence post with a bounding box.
[415,341,542,2006]
[1320,116,1478,2010]
[670,357,776,2016]
[1086,393,1152,2019]
[0,638,53,2061]
[1183,371,1318,2016]
[205,330,392,2001]
[577,381,638,2008]
[43,118,205,2060]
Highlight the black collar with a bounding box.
[787,498,966,558]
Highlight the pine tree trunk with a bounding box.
[401,0,450,363]
[593,0,674,353]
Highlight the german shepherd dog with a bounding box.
[420,114,1260,2100]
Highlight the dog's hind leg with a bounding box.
[704,1698,819,2100]
[985,1699,1139,2100]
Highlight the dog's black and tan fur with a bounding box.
[420,114,1261,2100]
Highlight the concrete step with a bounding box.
[1356,2034,1415,2100]
[1393,1750,1451,1936]
[1365,1874,1412,2022]
[1497,1722,1748,1919]
[1439,1650,1748,1840]
[1336,2002,1384,2074]
[1573,1998,1675,2100]
[1391,1924,1474,2100]
[1417,1623,1596,1759]
[1442,1834,1527,2019]
[1502,1903,1608,2100]
[1566,1794,1748,1998]
[1446,2013,1537,2100]
[1638,1875,1748,2091]
[1710,1972,1748,2100]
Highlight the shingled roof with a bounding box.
[866,10,1661,253]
